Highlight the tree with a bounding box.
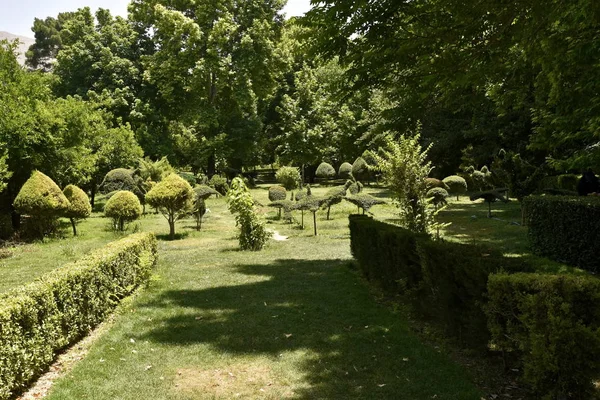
[227,177,270,250]
[104,190,142,231]
[275,167,300,197]
[145,174,195,240]
[63,184,91,235]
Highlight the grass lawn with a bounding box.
[40,186,482,399]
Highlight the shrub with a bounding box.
[268,200,297,222]
[442,175,468,200]
[322,186,347,220]
[63,185,92,236]
[426,187,449,207]
[193,197,207,230]
[268,185,287,201]
[137,156,174,182]
[338,162,353,179]
[487,273,600,399]
[522,195,600,271]
[352,157,369,181]
[194,185,218,200]
[104,190,142,231]
[145,174,195,240]
[178,171,197,187]
[296,191,327,235]
[228,177,270,250]
[13,171,70,237]
[0,233,157,400]
[557,174,579,191]
[470,189,509,218]
[316,162,336,179]
[344,194,385,214]
[275,166,300,193]
[100,168,137,194]
[425,178,448,190]
[348,180,363,195]
[209,175,229,196]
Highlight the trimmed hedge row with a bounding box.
[0,232,158,399]
[487,273,600,399]
[523,195,600,271]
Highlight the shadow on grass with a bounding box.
[140,259,480,399]
[156,232,191,241]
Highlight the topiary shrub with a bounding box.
[344,194,385,214]
[63,184,91,236]
[104,190,142,231]
[194,185,219,200]
[426,187,449,208]
[557,174,579,191]
[470,189,509,218]
[13,171,70,237]
[178,171,197,187]
[209,175,229,196]
[425,178,448,190]
[443,175,468,200]
[193,197,207,230]
[338,162,353,179]
[322,185,347,220]
[296,189,327,235]
[268,185,287,201]
[145,174,195,240]
[316,162,336,180]
[228,177,270,250]
[275,167,300,197]
[352,157,369,181]
[268,200,297,223]
[100,168,137,194]
[348,180,363,195]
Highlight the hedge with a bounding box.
[523,195,600,271]
[0,233,158,399]
[487,273,600,399]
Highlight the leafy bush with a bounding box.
[0,233,157,400]
[63,184,91,236]
[487,273,600,399]
[316,162,336,179]
[322,185,347,220]
[344,194,385,214]
[228,177,270,250]
[100,168,137,194]
[425,178,448,190]
[194,185,218,200]
[352,157,369,181]
[193,197,207,230]
[137,156,174,182]
[296,190,327,235]
[470,189,509,218]
[268,200,297,222]
[104,190,142,231]
[426,187,448,207]
[522,195,600,271]
[178,171,197,187]
[442,175,468,200]
[338,162,353,179]
[145,174,195,240]
[209,175,229,196]
[275,166,300,192]
[13,171,70,236]
[348,180,363,195]
[557,174,579,191]
[268,185,287,201]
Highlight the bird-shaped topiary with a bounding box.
[470,189,509,218]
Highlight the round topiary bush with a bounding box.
[338,162,353,179]
[316,162,336,179]
[276,167,301,192]
[425,178,448,190]
[352,157,369,181]
[146,173,195,240]
[63,184,92,236]
[104,190,142,231]
[209,175,229,196]
[100,168,137,194]
[268,185,287,202]
[13,171,70,236]
[442,175,468,200]
[427,187,449,207]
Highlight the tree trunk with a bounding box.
[300,164,305,189]
[70,218,77,236]
[301,210,304,229]
[207,152,216,178]
[313,211,317,236]
[119,218,124,231]
[90,183,96,208]
[327,206,331,220]
[169,217,175,240]
[487,201,492,218]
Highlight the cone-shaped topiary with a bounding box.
[338,162,353,179]
[104,190,142,231]
[63,184,91,236]
[352,157,369,181]
[442,175,468,200]
[146,173,195,239]
[316,162,336,179]
[13,171,70,237]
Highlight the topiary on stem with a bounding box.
[322,185,347,220]
[344,194,385,214]
[443,175,468,200]
[316,162,336,180]
[104,190,142,231]
[427,187,449,208]
[63,184,91,236]
[145,174,195,240]
[338,162,353,179]
[352,157,370,182]
[228,177,270,250]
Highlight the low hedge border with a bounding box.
[0,232,158,399]
[523,195,600,271]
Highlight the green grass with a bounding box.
[43,187,481,399]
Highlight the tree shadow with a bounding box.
[156,232,190,241]
[140,259,480,399]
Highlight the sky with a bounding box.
[0,0,312,38]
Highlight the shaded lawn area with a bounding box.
[45,192,480,400]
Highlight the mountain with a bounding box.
[0,31,35,66]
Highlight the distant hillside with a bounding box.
[0,31,34,66]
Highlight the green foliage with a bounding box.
[426,188,448,207]
[137,157,174,183]
[0,233,157,400]
[100,169,137,195]
[338,162,353,179]
[523,195,600,271]
[268,185,287,202]
[177,172,197,187]
[63,185,91,236]
[348,180,363,195]
[425,178,448,190]
[0,153,11,194]
[145,174,195,240]
[192,197,207,230]
[104,191,142,231]
[194,185,218,200]
[322,185,347,219]
[351,157,369,181]
[275,167,300,191]
[557,174,579,191]
[372,131,438,235]
[227,178,270,250]
[209,175,229,196]
[316,162,336,179]
[344,194,385,214]
[442,175,467,200]
[487,273,600,399]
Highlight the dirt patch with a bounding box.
[174,362,294,399]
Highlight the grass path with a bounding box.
[44,191,481,399]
